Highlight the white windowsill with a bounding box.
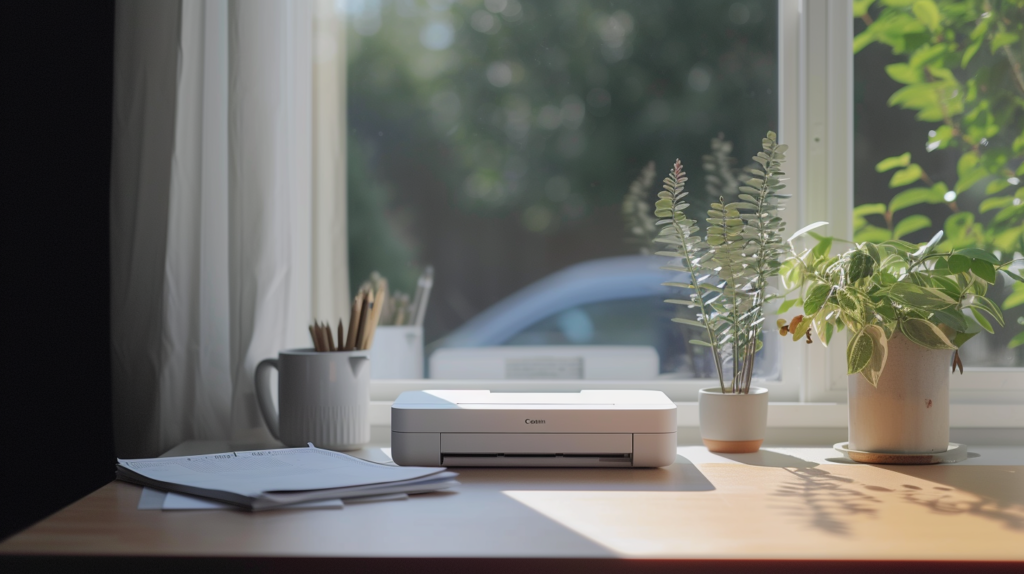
[369,401,1023,429]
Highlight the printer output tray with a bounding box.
[392,431,677,467]
[442,433,632,467]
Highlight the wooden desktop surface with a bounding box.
[2,443,1022,571]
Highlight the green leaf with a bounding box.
[858,325,889,387]
[787,221,829,243]
[957,151,979,176]
[888,282,958,307]
[665,299,699,307]
[672,318,706,328]
[979,196,1014,213]
[837,289,865,318]
[863,242,880,264]
[855,225,893,243]
[954,248,999,264]
[911,0,940,31]
[847,329,874,375]
[777,298,799,314]
[803,283,831,316]
[930,306,969,332]
[884,63,921,85]
[882,239,919,253]
[889,164,923,188]
[1003,284,1024,310]
[946,254,971,274]
[930,275,961,299]
[889,187,946,214]
[962,39,983,67]
[970,259,996,283]
[990,32,1020,54]
[854,29,875,54]
[986,179,1010,195]
[848,251,875,282]
[970,308,994,334]
[1010,331,1024,349]
[966,294,1005,326]
[875,152,912,172]
[813,237,834,259]
[688,339,712,347]
[899,317,956,350]
[953,329,980,348]
[955,152,987,192]
[893,214,932,239]
[853,0,874,18]
[854,203,887,217]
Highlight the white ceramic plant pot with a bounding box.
[848,331,951,454]
[698,387,768,453]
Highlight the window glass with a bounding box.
[853,0,1023,368]
[346,0,780,378]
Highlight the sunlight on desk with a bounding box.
[503,454,1024,561]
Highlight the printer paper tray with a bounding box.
[439,433,633,467]
[441,454,633,467]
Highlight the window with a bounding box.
[345,0,784,389]
[339,0,1022,412]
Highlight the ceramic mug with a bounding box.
[255,349,371,451]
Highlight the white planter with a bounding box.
[698,387,768,453]
[848,331,951,454]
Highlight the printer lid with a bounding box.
[392,390,674,408]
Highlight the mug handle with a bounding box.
[255,358,280,440]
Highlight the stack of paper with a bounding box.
[117,444,458,511]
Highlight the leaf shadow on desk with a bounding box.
[715,450,819,469]
[882,465,1024,532]
[771,467,883,537]
[451,454,715,492]
[769,462,1024,536]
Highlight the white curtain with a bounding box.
[110,0,347,458]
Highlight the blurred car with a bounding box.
[429,255,781,379]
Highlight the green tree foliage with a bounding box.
[347,144,420,296]
[347,1,778,326]
[852,0,1023,260]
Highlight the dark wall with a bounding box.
[1,0,116,540]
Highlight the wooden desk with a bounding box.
[2,444,1022,573]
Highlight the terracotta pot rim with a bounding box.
[703,439,763,453]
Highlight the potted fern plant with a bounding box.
[777,230,1019,455]
[654,131,790,453]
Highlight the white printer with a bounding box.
[391,390,677,468]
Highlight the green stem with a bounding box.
[741,147,782,392]
[671,217,727,394]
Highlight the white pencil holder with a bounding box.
[370,326,424,379]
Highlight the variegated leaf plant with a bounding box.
[777,228,1022,386]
